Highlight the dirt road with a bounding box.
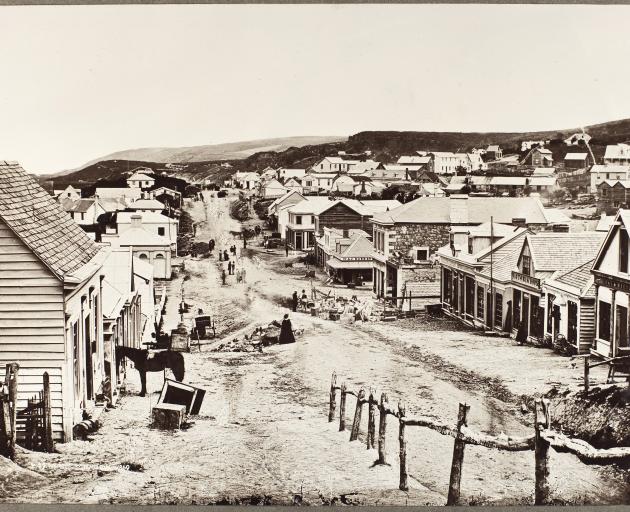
[5,193,628,505]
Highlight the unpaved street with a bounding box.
[4,193,629,505]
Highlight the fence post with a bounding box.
[534,398,551,505]
[398,402,408,491]
[43,372,54,453]
[584,356,590,395]
[328,373,337,422]
[447,402,470,506]
[350,388,365,442]
[339,382,347,432]
[367,390,376,450]
[377,392,388,465]
[8,363,19,461]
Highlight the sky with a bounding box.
[1,5,630,173]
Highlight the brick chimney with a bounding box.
[131,214,142,229]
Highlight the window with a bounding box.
[158,227,165,236]
[311,216,315,224]
[620,228,629,273]
[81,212,85,221]
[546,294,555,333]
[477,286,485,319]
[514,289,522,327]
[521,255,531,276]
[599,301,611,341]
[616,305,629,348]
[296,215,302,225]
[467,236,473,254]
[416,248,429,261]
[495,293,503,327]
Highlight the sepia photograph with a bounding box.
[1,2,630,507]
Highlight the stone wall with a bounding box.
[388,223,451,259]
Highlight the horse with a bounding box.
[116,346,185,397]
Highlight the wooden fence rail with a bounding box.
[327,372,630,505]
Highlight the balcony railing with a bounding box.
[511,271,541,289]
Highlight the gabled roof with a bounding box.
[0,161,102,279]
[601,179,630,189]
[564,153,588,160]
[116,211,178,224]
[397,156,431,165]
[487,145,501,152]
[128,172,155,182]
[268,190,305,210]
[549,259,596,298]
[591,164,630,174]
[115,227,171,246]
[526,232,605,274]
[339,235,373,259]
[60,198,97,213]
[604,143,630,160]
[128,198,165,210]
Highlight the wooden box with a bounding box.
[152,403,187,430]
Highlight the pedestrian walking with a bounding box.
[223,250,229,261]
[219,250,223,261]
[291,291,298,312]
[236,269,242,283]
[300,289,308,311]
[221,268,226,285]
[285,242,289,257]
[241,268,246,283]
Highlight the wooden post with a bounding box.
[328,373,337,422]
[584,356,590,394]
[447,402,470,506]
[43,372,54,453]
[8,363,18,461]
[377,392,388,465]
[367,391,376,450]
[339,382,347,431]
[534,398,551,505]
[398,402,408,491]
[349,388,365,442]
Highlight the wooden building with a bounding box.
[0,161,108,441]
[591,210,630,358]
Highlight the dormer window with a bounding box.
[522,255,531,276]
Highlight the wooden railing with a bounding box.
[328,372,630,505]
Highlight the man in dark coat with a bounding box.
[291,291,298,312]
[223,250,229,261]
[221,268,226,285]
[219,250,223,261]
[279,314,296,344]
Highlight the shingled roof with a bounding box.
[0,161,101,279]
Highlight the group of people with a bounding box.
[291,289,310,312]
[218,245,238,261]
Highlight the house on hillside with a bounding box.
[54,185,81,200]
[95,187,142,203]
[260,178,288,199]
[0,161,109,441]
[590,164,630,193]
[564,153,591,169]
[151,187,182,209]
[302,172,337,194]
[127,172,156,190]
[565,133,592,146]
[486,145,503,160]
[314,157,379,175]
[283,177,303,194]
[521,147,553,167]
[353,180,386,198]
[234,171,261,190]
[604,144,630,166]
[397,155,432,171]
[60,198,107,226]
[278,168,306,181]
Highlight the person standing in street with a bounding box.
[285,241,289,257]
[242,268,246,283]
[291,291,298,312]
[279,314,296,344]
[221,268,226,285]
[224,249,229,261]
[219,250,223,261]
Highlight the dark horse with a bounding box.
[116,346,185,396]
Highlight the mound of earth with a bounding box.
[548,385,630,449]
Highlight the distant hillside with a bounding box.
[42,117,630,188]
[56,135,347,174]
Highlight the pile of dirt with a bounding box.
[0,454,46,498]
[548,385,630,449]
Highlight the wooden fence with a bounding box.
[327,372,630,505]
[0,363,54,459]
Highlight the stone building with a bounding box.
[371,196,557,304]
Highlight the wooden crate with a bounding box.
[152,403,187,430]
